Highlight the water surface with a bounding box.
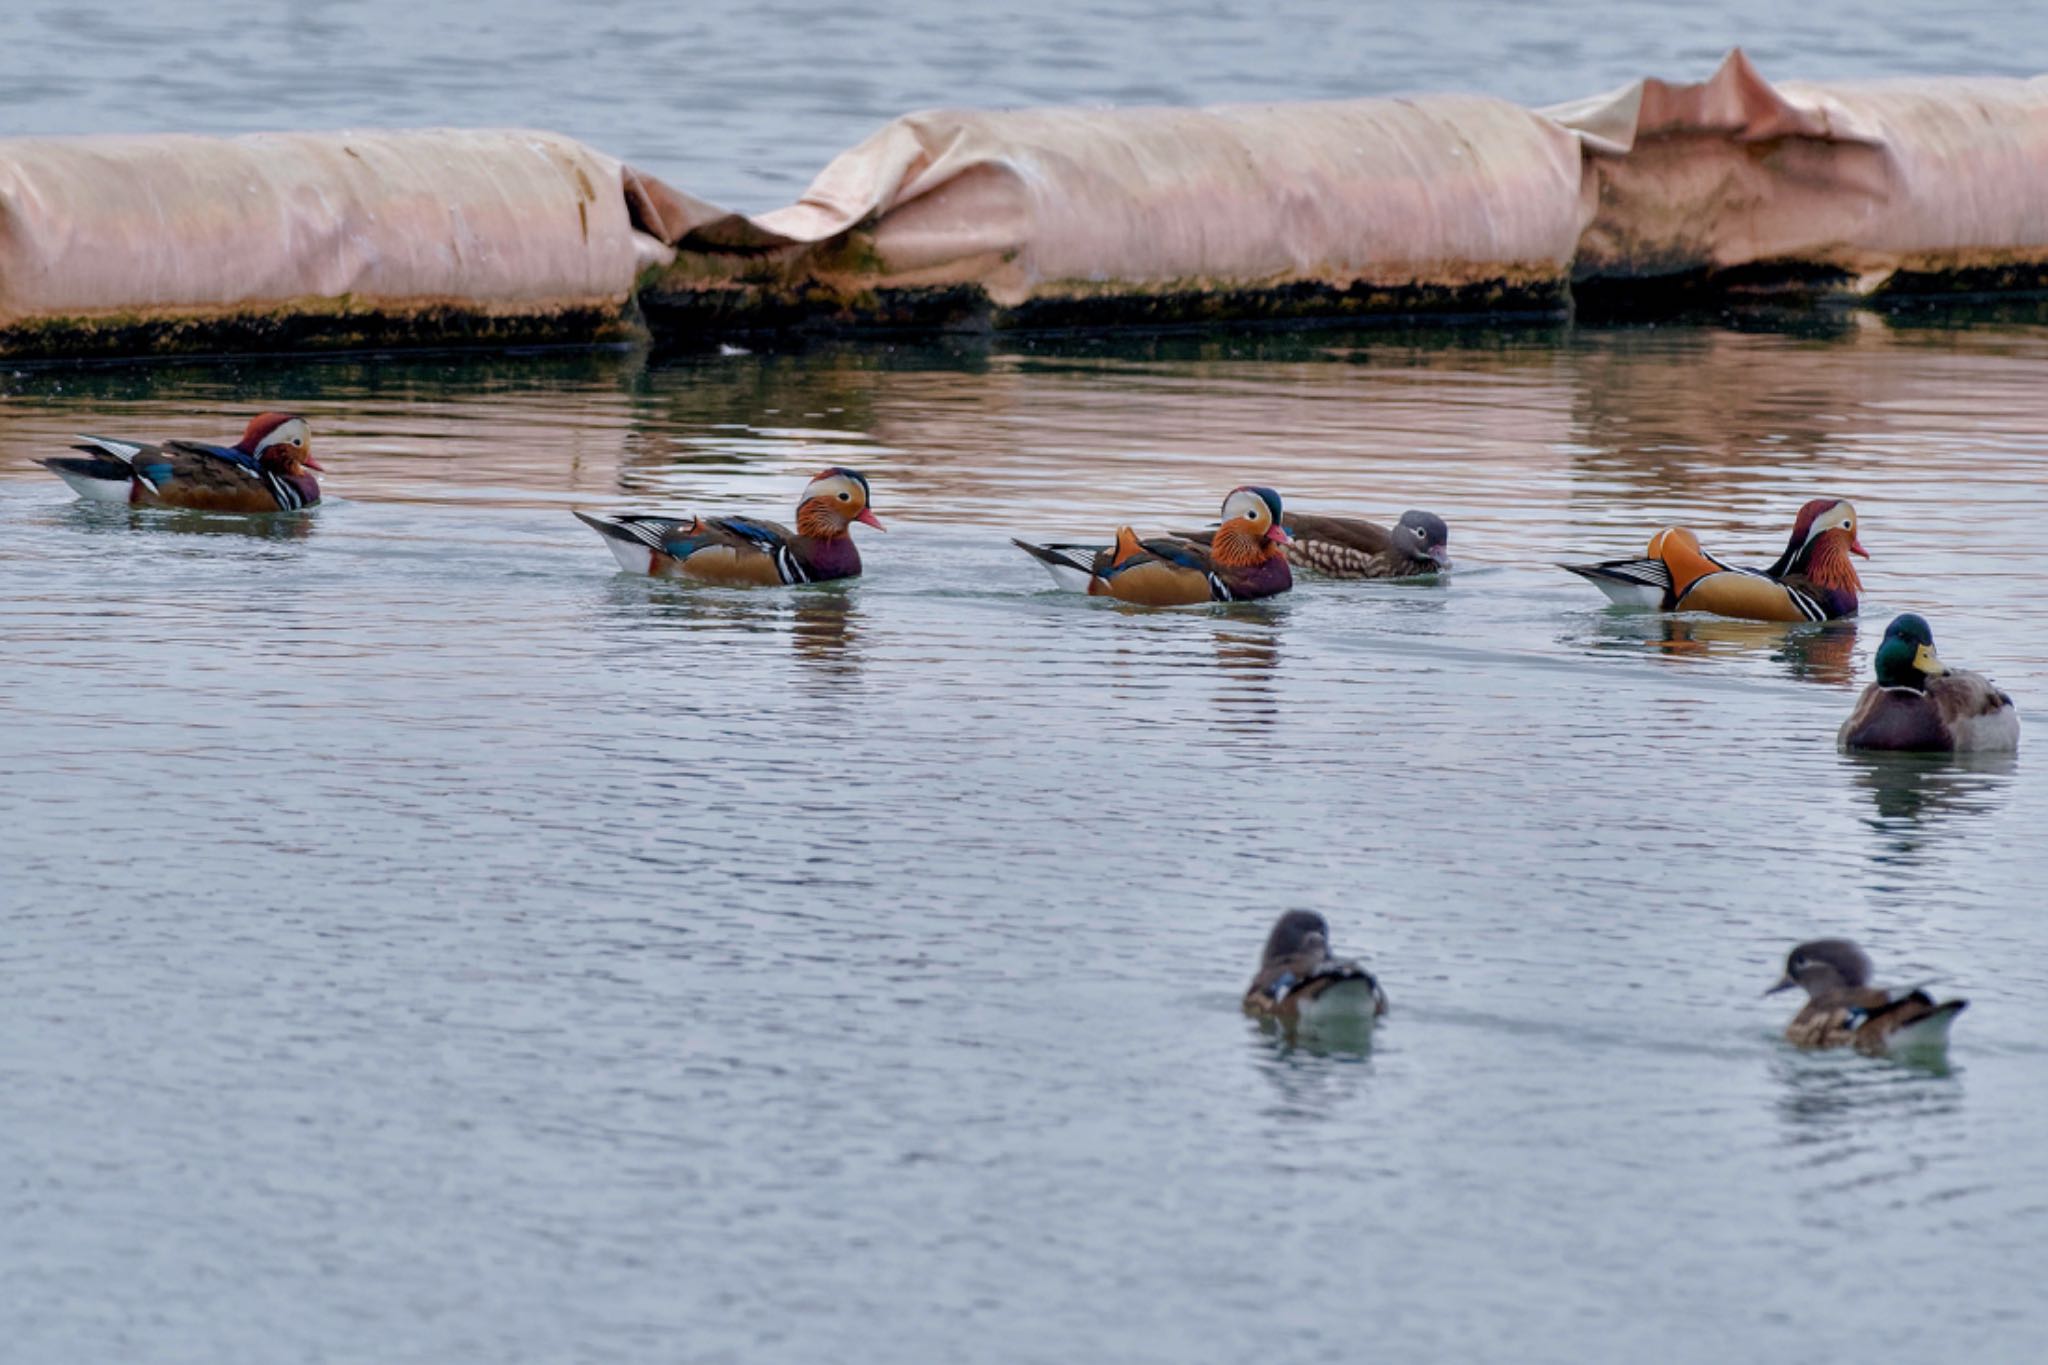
[7,4,2048,1359]
[6,319,2047,1361]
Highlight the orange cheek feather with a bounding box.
[1209,519,1271,569]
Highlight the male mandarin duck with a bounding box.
[1839,614,2019,753]
[1242,910,1389,1029]
[1173,508,1451,578]
[575,467,882,585]
[1767,939,1967,1057]
[1561,498,1866,622]
[1012,485,1293,605]
[40,413,323,511]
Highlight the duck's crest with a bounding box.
[235,412,300,456]
[816,466,871,497]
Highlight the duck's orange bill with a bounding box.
[856,509,884,530]
[1850,535,1868,558]
[1266,524,1292,544]
[303,455,327,472]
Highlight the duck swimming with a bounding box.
[575,468,882,585]
[1173,507,1450,579]
[1839,613,2019,752]
[40,413,323,512]
[1013,485,1293,605]
[1562,498,1866,622]
[1289,509,1451,578]
[1767,938,1967,1056]
[1242,910,1388,1029]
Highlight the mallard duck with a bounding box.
[39,413,323,512]
[575,468,882,584]
[1242,910,1388,1028]
[1013,486,1293,605]
[1766,939,1967,1056]
[1839,614,2019,752]
[1561,498,1866,622]
[1172,508,1449,578]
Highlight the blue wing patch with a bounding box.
[657,516,787,558]
[149,442,260,486]
[1101,537,1206,580]
[658,525,717,555]
[1144,539,1207,572]
[714,517,782,546]
[185,442,261,470]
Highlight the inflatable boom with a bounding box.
[7,51,2048,357]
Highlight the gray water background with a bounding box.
[5,5,2048,1364]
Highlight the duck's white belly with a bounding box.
[1952,705,2021,753]
[1295,978,1382,1028]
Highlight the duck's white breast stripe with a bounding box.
[263,470,302,510]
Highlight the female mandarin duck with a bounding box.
[1242,910,1389,1029]
[1767,939,1967,1057]
[1286,509,1450,578]
[1561,498,1866,622]
[1012,486,1293,605]
[40,413,323,511]
[1839,614,2019,752]
[1174,508,1451,578]
[575,468,882,585]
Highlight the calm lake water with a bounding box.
[6,7,2048,1365]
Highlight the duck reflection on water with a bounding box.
[788,586,863,678]
[59,500,318,544]
[1770,1047,1961,1146]
[1212,616,1284,734]
[1841,749,2014,867]
[600,578,863,677]
[1591,612,1859,686]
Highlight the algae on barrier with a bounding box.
[1874,252,2048,298]
[638,245,1575,341]
[0,296,642,361]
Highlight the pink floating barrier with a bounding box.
[0,129,676,358]
[644,96,1591,331]
[7,52,2048,358]
[1551,49,2048,297]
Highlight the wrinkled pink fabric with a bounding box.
[1549,49,2048,280]
[679,98,1590,305]
[8,51,2048,352]
[0,129,672,325]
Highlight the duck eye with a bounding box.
[837,491,851,501]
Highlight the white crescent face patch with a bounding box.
[1219,488,1272,527]
[254,417,312,457]
[1803,500,1856,546]
[803,472,866,513]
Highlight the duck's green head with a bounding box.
[1874,613,1947,690]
